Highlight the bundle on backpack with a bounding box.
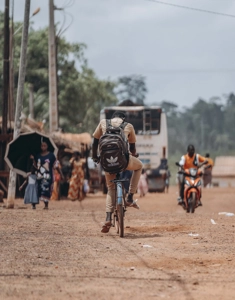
[99,120,129,174]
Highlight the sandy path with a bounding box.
[0,186,234,300]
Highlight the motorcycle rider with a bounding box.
[177,144,207,207]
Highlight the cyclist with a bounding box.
[92,111,143,233]
[177,144,207,207]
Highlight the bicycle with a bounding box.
[110,173,129,238]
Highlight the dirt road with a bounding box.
[0,186,234,300]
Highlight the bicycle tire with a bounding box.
[117,204,124,237]
[114,210,119,234]
[189,192,196,213]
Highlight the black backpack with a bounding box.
[99,120,129,174]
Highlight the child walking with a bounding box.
[19,164,39,209]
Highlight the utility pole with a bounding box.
[9,16,15,125]
[28,83,34,118]
[2,0,10,135]
[48,0,58,133]
[7,0,31,208]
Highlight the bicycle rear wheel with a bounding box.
[114,209,119,234]
[117,204,124,237]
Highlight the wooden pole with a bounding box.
[7,0,31,208]
[2,0,10,135]
[48,0,58,133]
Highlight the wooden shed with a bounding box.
[212,156,235,187]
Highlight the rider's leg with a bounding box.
[125,156,143,208]
[178,177,185,205]
[101,172,116,233]
[198,187,203,206]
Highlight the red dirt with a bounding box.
[0,186,234,299]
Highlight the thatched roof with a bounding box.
[212,156,235,177]
[1,115,91,152]
[51,132,92,152]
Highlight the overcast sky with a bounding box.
[1,0,235,108]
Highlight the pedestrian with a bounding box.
[19,161,39,209]
[34,139,57,209]
[68,151,85,201]
[137,169,148,197]
[203,153,214,187]
[165,166,171,193]
[50,160,63,200]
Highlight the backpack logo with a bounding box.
[99,119,129,173]
[106,156,119,167]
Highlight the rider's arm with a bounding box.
[128,124,137,156]
[129,143,137,156]
[179,155,185,167]
[92,138,99,160]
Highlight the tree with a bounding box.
[115,75,147,105]
[0,13,118,133]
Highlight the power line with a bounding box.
[145,0,235,18]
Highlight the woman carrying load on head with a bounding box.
[68,151,85,201]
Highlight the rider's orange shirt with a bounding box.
[182,153,206,169]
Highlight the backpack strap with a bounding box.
[119,121,128,130]
[106,119,111,129]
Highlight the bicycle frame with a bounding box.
[111,173,128,238]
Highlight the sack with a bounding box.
[99,120,129,174]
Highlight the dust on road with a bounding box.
[0,186,234,300]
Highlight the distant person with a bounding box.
[34,140,57,209]
[137,169,148,197]
[165,166,171,193]
[203,153,214,188]
[19,161,39,209]
[68,152,85,201]
[51,160,64,201]
[177,144,207,206]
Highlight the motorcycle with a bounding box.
[175,161,208,213]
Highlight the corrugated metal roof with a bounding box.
[212,156,235,177]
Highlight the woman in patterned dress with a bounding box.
[68,152,85,201]
[35,141,56,209]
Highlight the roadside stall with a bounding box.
[51,131,99,197]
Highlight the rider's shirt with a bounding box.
[179,153,206,169]
[93,117,136,143]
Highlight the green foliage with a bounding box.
[0,11,118,133]
[166,93,235,159]
[115,75,147,105]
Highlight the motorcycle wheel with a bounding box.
[188,192,196,213]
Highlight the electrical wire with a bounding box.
[62,0,75,9]
[57,9,67,37]
[58,10,74,36]
[55,0,74,37]
[145,0,235,18]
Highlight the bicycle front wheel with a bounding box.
[117,204,124,237]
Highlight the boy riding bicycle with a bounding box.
[92,111,143,233]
